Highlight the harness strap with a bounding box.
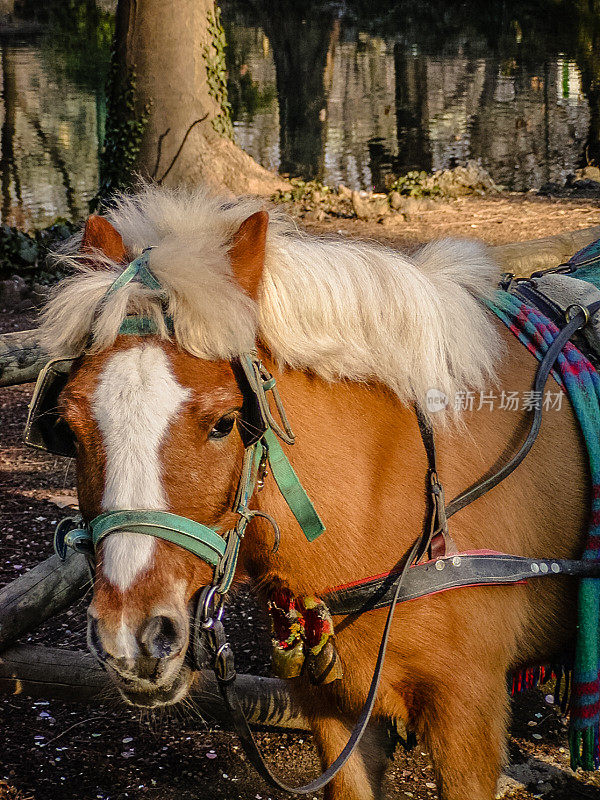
[102,249,161,297]
[445,299,600,518]
[414,407,455,560]
[262,429,325,542]
[239,354,296,445]
[117,315,174,336]
[60,509,227,567]
[324,553,600,616]
[323,297,600,618]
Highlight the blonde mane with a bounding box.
[39,184,502,410]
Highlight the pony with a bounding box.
[37,185,588,800]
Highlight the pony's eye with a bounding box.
[209,414,236,440]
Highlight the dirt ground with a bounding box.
[2,193,600,800]
[294,192,600,248]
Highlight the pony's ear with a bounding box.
[80,215,127,264]
[229,211,269,300]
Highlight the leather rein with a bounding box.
[49,251,600,795]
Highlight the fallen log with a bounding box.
[0,645,310,731]
[2,225,600,388]
[0,552,90,652]
[493,225,600,275]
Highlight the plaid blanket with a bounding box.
[488,254,600,770]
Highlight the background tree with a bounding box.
[100,0,286,197]
[252,0,338,181]
[0,48,20,221]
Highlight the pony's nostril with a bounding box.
[139,614,185,659]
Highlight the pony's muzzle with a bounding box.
[87,610,189,692]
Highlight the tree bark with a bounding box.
[112,0,286,195]
[0,47,18,222]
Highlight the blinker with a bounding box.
[231,358,268,447]
[24,358,77,458]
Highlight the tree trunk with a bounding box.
[0,47,18,222]
[256,0,338,181]
[108,0,285,195]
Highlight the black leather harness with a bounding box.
[322,299,600,617]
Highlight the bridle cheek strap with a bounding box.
[261,429,324,542]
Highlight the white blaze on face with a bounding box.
[92,344,190,591]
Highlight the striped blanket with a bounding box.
[488,242,600,770]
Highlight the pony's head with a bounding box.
[41,199,270,706]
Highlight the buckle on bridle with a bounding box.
[213,637,236,684]
[54,515,92,561]
[197,585,224,627]
[256,449,269,491]
[565,303,591,326]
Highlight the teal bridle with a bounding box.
[53,250,325,603]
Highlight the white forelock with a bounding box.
[39,184,502,414]
[93,344,190,591]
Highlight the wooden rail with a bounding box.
[0,645,310,730]
[493,225,600,275]
[0,553,90,651]
[0,328,48,386]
